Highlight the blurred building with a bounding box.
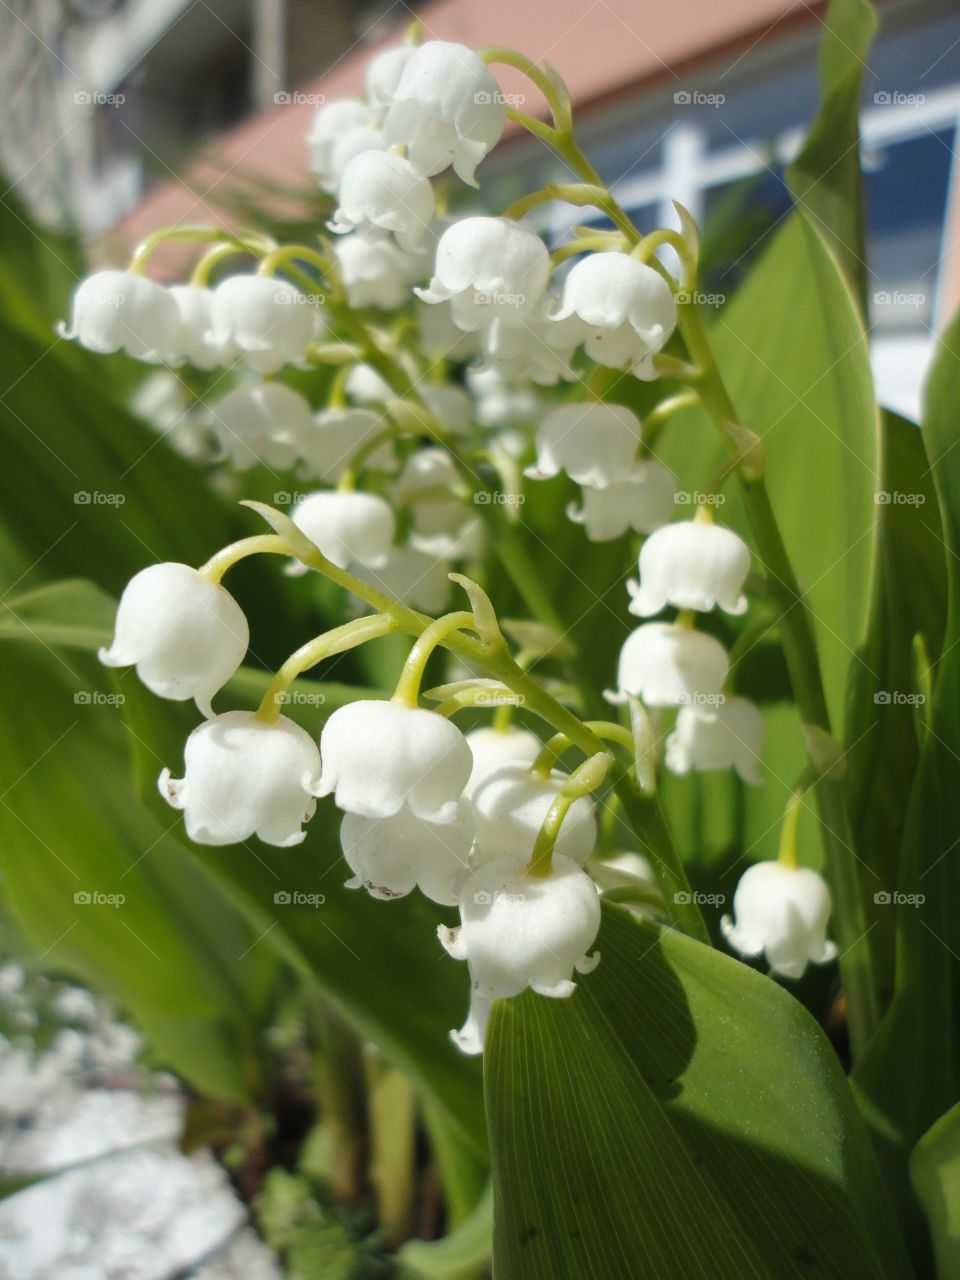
[3,0,958,417]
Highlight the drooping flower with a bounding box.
[463,726,542,798]
[334,233,426,310]
[392,448,484,561]
[208,381,313,471]
[345,363,393,404]
[420,384,473,436]
[418,300,484,363]
[627,519,751,617]
[383,41,507,185]
[526,402,643,488]
[168,285,236,370]
[290,491,396,570]
[99,562,248,717]
[471,762,597,866]
[478,304,580,385]
[299,407,396,482]
[567,462,676,541]
[307,99,374,188]
[353,544,453,614]
[721,861,837,979]
[324,126,387,193]
[317,700,472,823]
[666,696,765,784]
[440,853,601,1054]
[417,217,550,329]
[466,366,541,428]
[59,271,180,363]
[340,801,474,904]
[365,44,416,109]
[610,622,728,707]
[210,275,316,374]
[159,711,321,847]
[330,150,435,252]
[551,252,677,378]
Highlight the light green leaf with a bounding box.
[910,1101,960,1279]
[399,1182,492,1279]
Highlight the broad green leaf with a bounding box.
[853,308,960,1264]
[0,579,117,650]
[486,904,912,1280]
[910,1101,960,1279]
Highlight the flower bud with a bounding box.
[299,407,396,483]
[330,150,435,251]
[551,252,677,378]
[383,41,507,185]
[567,462,676,541]
[464,726,542,798]
[526,402,642,488]
[439,853,601,1054]
[341,800,474,904]
[99,562,248,717]
[208,381,313,471]
[159,711,321,847]
[611,622,728,707]
[417,217,550,329]
[317,700,472,823]
[471,762,597,866]
[666,696,765,784]
[290,491,396,570]
[211,276,316,374]
[721,861,837,979]
[59,271,180,363]
[627,520,751,617]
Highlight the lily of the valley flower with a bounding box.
[417,217,550,329]
[666,696,765,784]
[353,545,453,614]
[479,304,579,385]
[308,99,374,188]
[290,491,396,570]
[721,861,837,979]
[627,519,751,617]
[208,381,313,471]
[418,300,484,363]
[317,700,472,823]
[330,150,435,252]
[440,853,601,1054]
[299,407,396,482]
[345,363,394,404]
[60,271,180,363]
[551,251,677,379]
[99,562,248,717]
[526,402,643,488]
[334,233,426,310]
[611,622,729,707]
[464,726,542,798]
[470,762,597,866]
[420,383,473,436]
[567,462,677,541]
[340,801,475,904]
[169,285,236,369]
[392,448,485,561]
[383,41,507,186]
[210,275,316,374]
[324,126,387,193]
[159,711,321,847]
[365,44,416,109]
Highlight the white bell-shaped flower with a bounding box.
[466,366,541,428]
[417,218,550,329]
[471,763,597,866]
[210,275,316,374]
[611,622,729,707]
[567,461,676,541]
[168,285,237,370]
[383,41,506,185]
[59,270,180,363]
[551,252,677,378]
[421,384,473,436]
[526,402,642,488]
[721,861,837,979]
[340,801,474,904]
[334,233,425,310]
[353,545,452,614]
[299,407,396,482]
[208,381,313,471]
[325,126,387,193]
[628,520,751,617]
[666,696,764,784]
[159,711,321,847]
[464,726,541,798]
[308,99,373,188]
[330,150,435,252]
[290,491,396,570]
[392,448,482,561]
[99,562,248,717]
[317,700,472,823]
[440,853,601,1054]
[418,300,484,362]
[345,363,394,404]
[393,446,459,500]
[366,44,416,108]
[479,304,579,385]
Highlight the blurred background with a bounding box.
[4,0,959,417]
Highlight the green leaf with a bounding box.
[399,1182,492,1279]
[486,904,912,1280]
[0,579,116,650]
[910,1101,960,1279]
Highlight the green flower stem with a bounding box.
[336,425,403,492]
[778,784,809,871]
[257,613,402,722]
[258,244,333,281]
[677,298,879,1054]
[129,225,275,275]
[550,233,628,264]
[640,391,700,452]
[198,534,290,584]
[532,721,636,776]
[392,612,477,708]
[528,752,614,878]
